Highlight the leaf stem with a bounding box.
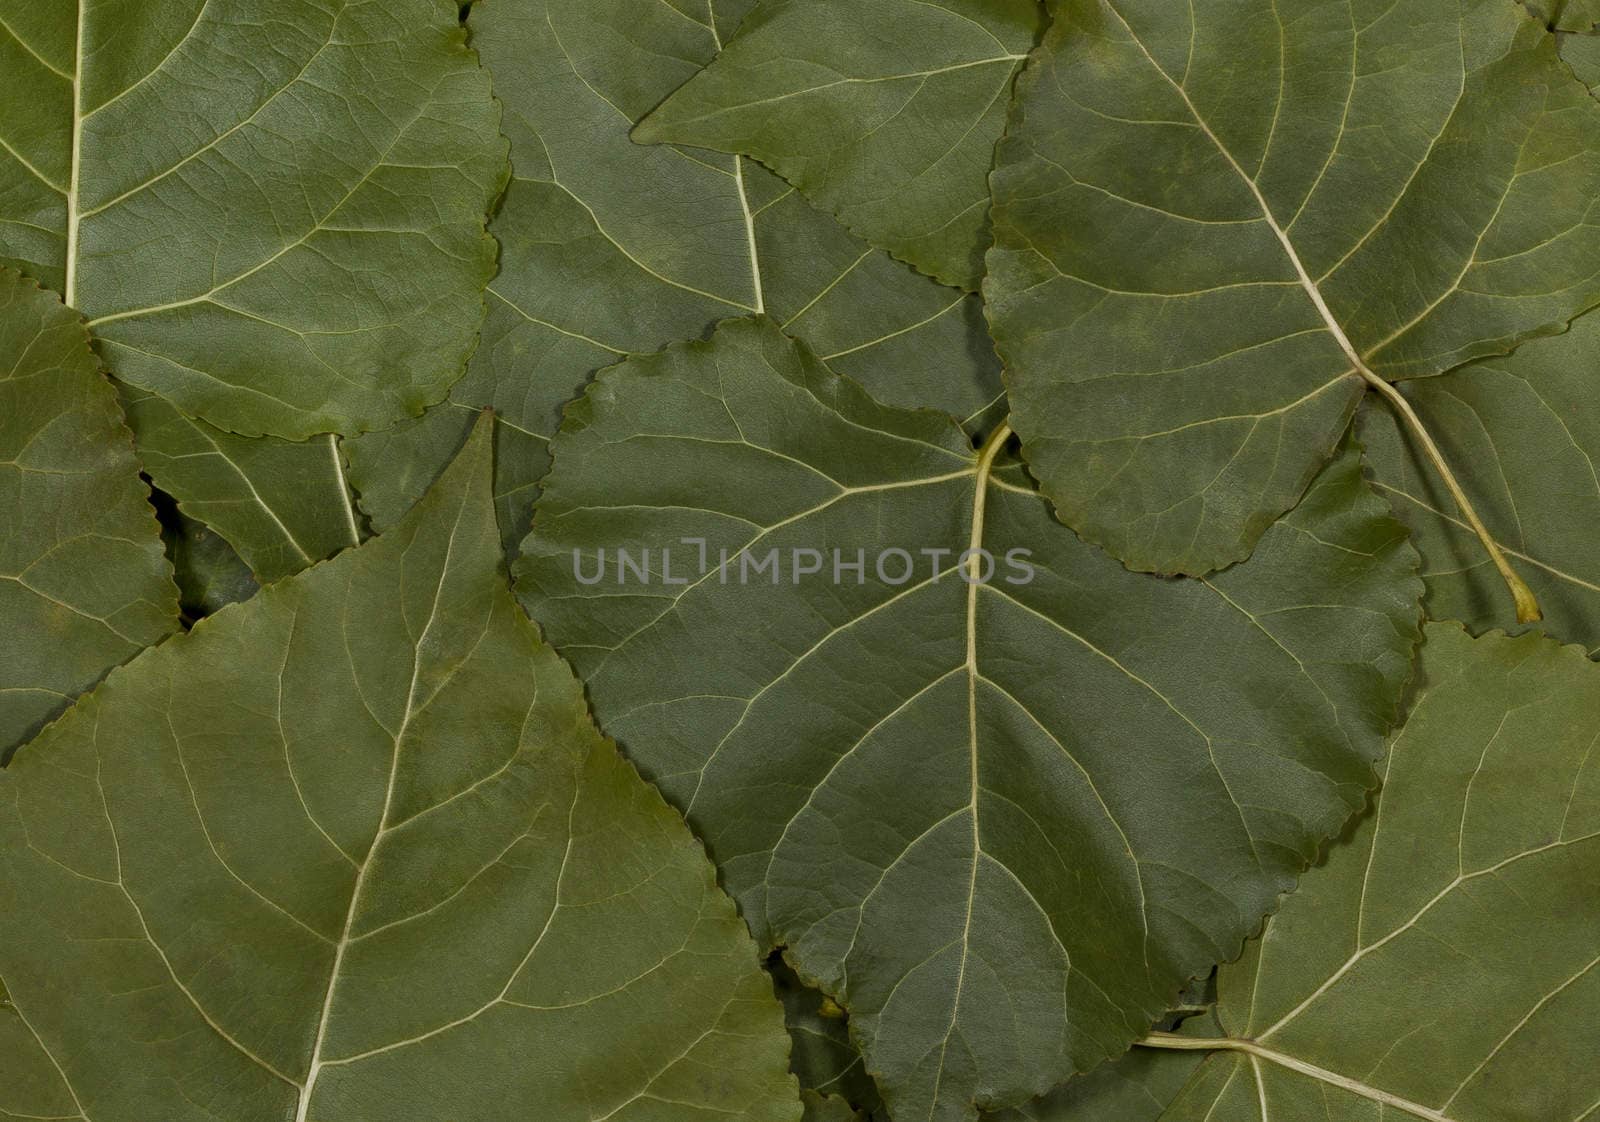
[1361,374,1541,623]
[1137,1032,1455,1121]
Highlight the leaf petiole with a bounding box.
[1137,1032,1453,1121]
[1362,373,1542,624]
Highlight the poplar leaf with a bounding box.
[1058,625,1600,1122]
[0,0,506,439]
[1360,310,1600,657]
[0,416,801,1122]
[987,0,1600,577]
[517,316,1424,1121]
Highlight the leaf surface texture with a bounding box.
[637,0,1043,289]
[0,417,800,1122]
[1155,624,1600,1121]
[0,268,174,754]
[987,0,1600,575]
[0,0,506,438]
[517,317,1424,1121]
[345,0,1004,553]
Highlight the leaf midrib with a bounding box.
[294,489,470,1120]
[62,0,83,306]
[1101,2,1372,397]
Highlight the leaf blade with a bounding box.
[344,0,1004,551]
[636,0,1044,289]
[0,0,507,439]
[516,316,1423,1121]
[987,0,1600,577]
[1155,624,1600,1121]
[0,267,176,754]
[0,416,801,1122]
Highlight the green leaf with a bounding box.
[803,1089,868,1122]
[1528,0,1600,31]
[982,1014,1218,1122]
[344,0,1002,554]
[122,388,363,583]
[0,267,175,754]
[1137,623,1600,1121]
[635,0,1044,290]
[0,0,506,439]
[1561,27,1600,85]
[986,0,1600,583]
[1359,311,1600,657]
[515,316,1423,1121]
[0,416,801,1122]
[153,499,261,621]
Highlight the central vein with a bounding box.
[64,0,85,307]
[930,421,1014,1109]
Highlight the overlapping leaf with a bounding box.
[0,417,801,1121]
[0,0,506,439]
[124,389,363,583]
[517,317,1423,1121]
[804,1091,868,1122]
[987,0,1600,579]
[1360,312,1600,656]
[636,0,1044,290]
[1563,29,1600,84]
[1531,0,1600,31]
[0,268,174,754]
[1052,624,1600,1121]
[774,957,882,1114]
[156,503,260,621]
[344,0,1002,553]
[985,1020,1214,1122]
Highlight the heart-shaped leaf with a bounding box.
[0,416,800,1122]
[0,268,174,754]
[0,0,506,439]
[986,0,1600,607]
[516,316,1423,1121]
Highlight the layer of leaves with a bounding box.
[123,389,363,583]
[1530,0,1600,31]
[987,0,1600,576]
[1360,312,1600,656]
[636,0,1044,290]
[1563,28,1600,84]
[152,498,260,621]
[345,0,1003,555]
[0,268,174,754]
[517,317,1423,1121]
[1064,624,1600,1121]
[0,0,506,439]
[0,417,800,1121]
[803,1090,869,1122]
[773,956,883,1113]
[985,1018,1215,1122]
